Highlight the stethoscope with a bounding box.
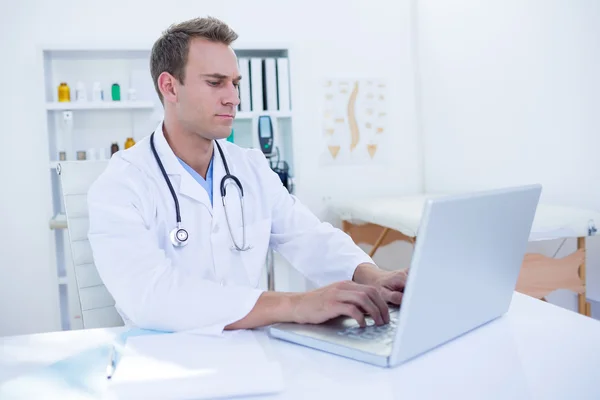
[150,132,251,251]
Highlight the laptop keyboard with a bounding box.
[336,309,399,345]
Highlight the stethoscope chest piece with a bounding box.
[170,225,189,247]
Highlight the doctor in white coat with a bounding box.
[87,16,408,334]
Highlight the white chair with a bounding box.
[57,161,124,329]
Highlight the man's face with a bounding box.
[173,38,241,140]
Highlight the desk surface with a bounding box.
[1,293,600,399]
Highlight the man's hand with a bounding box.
[353,263,408,305]
[225,265,404,331]
[289,280,390,327]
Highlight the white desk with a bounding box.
[1,293,599,399]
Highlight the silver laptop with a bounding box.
[268,184,541,367]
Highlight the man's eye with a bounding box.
[208,81,220,86]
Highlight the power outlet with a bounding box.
[62,111,73,129]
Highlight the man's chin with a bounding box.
[212,129,234,141]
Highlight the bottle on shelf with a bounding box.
[92,82,103,101]
[58,83,70,102]
[75,81,87,102]
[127,88,136,101]
[111,83,121,101]
[124,137,136,149]
[111,142,119,156]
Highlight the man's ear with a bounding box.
[158,72,178,103]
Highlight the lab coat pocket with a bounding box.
[237,218,272,288]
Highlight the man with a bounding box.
[87,16,407,333]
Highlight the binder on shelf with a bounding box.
[238,58,252,112]
[264,58,278,111]
[276,58,291,111]
[250,58,264,112]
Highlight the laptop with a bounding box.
[268,184,542,367]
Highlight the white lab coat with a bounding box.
[87,122,374,333]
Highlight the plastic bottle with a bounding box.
[124,137,136,149]
[58,83,70,102]
[75,81,87,102]
[111,142,119,156]
[92,82,103,102]
[111,83,121,101]
[127,88,136,101]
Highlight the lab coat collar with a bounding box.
[211,145,226,230]
[152,121,225,213]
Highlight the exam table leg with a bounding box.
[370,228,390,258]
[577,238,591,317]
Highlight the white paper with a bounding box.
[265,58,278,111]
[180,323,227,336]
[238,58,252,112]
[250,58,264,112]
[319,78,388,166]
[276,58,290,111]
[107,330,283,399]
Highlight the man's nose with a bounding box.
[223,83,240,106]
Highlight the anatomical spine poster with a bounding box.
[319,79,388,165]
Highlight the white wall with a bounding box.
[416,0,600,305]
[0,0,419,335]
[6,0,596,336]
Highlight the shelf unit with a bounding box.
[47,102,291,114]
[42,45,295,330]
[46,100,156,110]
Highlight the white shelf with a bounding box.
[46,101,155,111]
[45,103,292,116]
[146,111,293,120]
[236,111,292,119]
[49,160,110,169]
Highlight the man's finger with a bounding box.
[343,282,389,324]
[384,271,408,291]
[363,285,390,323]
[337,290,384,325]
[338,303,367,327]
[382,289,403,305]
[354,283,390,324]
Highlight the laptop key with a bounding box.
[336,322,398,341]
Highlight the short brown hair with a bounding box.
[150,16,238,103]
